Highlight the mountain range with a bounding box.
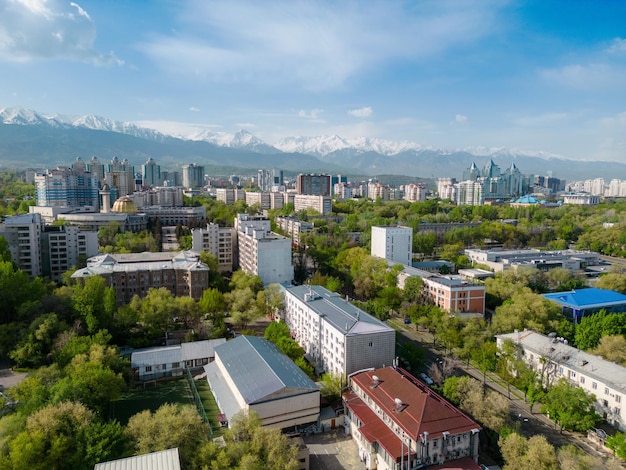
[1,106,624,182]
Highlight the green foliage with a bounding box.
[318,373,345,402]
[500,433,557,470]
[606,432,626,459]
[10,314,68,368]
[98,222,159,254]
[264,321,290,344]
[540,379,600,432]
[491,291,564,334]
[574,310,626,350]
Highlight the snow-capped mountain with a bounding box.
[187,129,279,154]
[274,135,430,157]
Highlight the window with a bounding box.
[145,366,152,372]
[580,376,585,384]
[369,342,373,347]
[592,382,598,390]
[617,395,621,404]
[606,387,610,395]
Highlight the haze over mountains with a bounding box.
[0,107,623,182]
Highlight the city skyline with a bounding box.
[1,1,625,163]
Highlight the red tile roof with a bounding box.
[428,456,483,470]
[346,367,480,442]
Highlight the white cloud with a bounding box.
[540,63,624,90]
[348,106,373,118]
[188,107,200,112]
[298,109,324,119]
[513,112,570,127]
[455,114,468,124]
[138,0,506,90]
[0,0,121,65]
[607,37,626,53]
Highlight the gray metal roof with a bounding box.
[180,339,226,361]
[212,336,318,405]
[284,284,392,336]
[131,346,181,368]
[497,330,626,392]
[204,361,243,423]
[94,448,181,470]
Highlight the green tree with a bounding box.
[500,433,557,470]
[126,404,209,469]
[264,321,290,344]
[227,287,261,329]
[596,273,626,294]
[491,291,563,334]
[540,379,600,432]
[471,340,498,385]
[73,276,117,334]
[592,334,626,364]
[575,310,626,350]
[318,373,345,402]
[130,287,178,334]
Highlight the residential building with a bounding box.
[105,157,135,198]
[455,180,484,206]
[416,222,483,240]
[130,187,184,207]
[258,168,284,192]
[281,285,396,376]
[543,288,626,324]
[0,213,43,277]
[215,188,245,205]
[245,191,272,210]
[191,222,235,272]
[496,330,626,431]
[204,335,320,429]
[40,224,99,283]
[344,366,481,470]
[371,225,413,266]
[293,194,332,214]
[181,163,205,188]
[35,163,100,208]
[234,213,293,285]
[297,174,331,196]
[275,216,313,247]
[404,184,427,202]
[131,339,226,381]
[72,251,209,305]
[141,157,162,187]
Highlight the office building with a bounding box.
[182,163,205,188]
[141,157,163,187]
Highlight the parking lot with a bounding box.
[303,429,361,470]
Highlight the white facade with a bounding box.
[404,184,427,202]
[0,213,43,277]
[235,213,293,285]
[293,194,332,214]
[191,223,234,272]
[496,330,626,431]
[282,285,396,376]
[41,225,99,283]
[371,225,413,266]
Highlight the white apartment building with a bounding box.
[562,193,600,205]
[0,213,43,277]
[371,225,413,266]
[281,285,396,376]
[245,191,272,210]
[496,330,626,431]
[275,216,313,247]
[455,180,484,206]
[41,224,99,283]
[293,194,332,214]
[216,188,245,205]
[404,183,427,202]
[191,222,235,272]
[234,213,293,285]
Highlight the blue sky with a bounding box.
[0,0,625,162]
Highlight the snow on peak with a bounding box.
[274,134,428,156]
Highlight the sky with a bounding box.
[0,0,625,162]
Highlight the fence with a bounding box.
[185,366,212,438]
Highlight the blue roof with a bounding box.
[544,288,626,309]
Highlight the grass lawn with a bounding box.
[195,379,225,438]
[112,379,194,425]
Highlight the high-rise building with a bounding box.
[142,157,162,187]
[182,164,205,188]
[296,174,331,196]
[105,157,135,198]
[40,224,99,283]
[191,223,235,272]
[371,225,413,266]
[456,180,484,206]
[35,162,101,209]
[0,213,43,277]
[234,213,293,285]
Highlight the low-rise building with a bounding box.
[140,205,206,226]
[543,288,626,323]
[281,285,395,376]
[95,448,181,470]
[344,366,481,470]
[204,335,320,430]
[131,339,226,381]
[496,330,626,431]
[464,248,600,273]
[72,251,209,305]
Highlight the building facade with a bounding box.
[72,251,209,305]
[297,174,331,196]
[281,285,396,376]
[371,225,413,266]
[35,163,100,209]
[496,330,626,431]
[191,222,235,272]
[181,163,205,188]
[344,366,481,470]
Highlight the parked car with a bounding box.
[404,318,412,324]
[419,373,434,386]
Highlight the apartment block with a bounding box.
[72,251,209,305]
[0,213,43,277]
[497,330,626,431]
[40,224,99,283]
[281,285,395,376]
[191,222,235,272]
[371,225,413,266]
[293,194,332,214]
[296,174,331,196]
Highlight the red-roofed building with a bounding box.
[343,366,481,470]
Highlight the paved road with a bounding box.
[390,320,616,462]
[303,429,361,470]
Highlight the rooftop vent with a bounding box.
[371,375,380,388]
[394,397,407,412]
